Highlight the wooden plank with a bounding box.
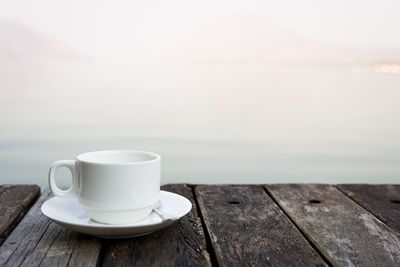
[0,185,40,245]
[0,190,101,267]
[101,184,211,267]
[337,184,400,233]
[266,184,400,267]
[195,185,327,267]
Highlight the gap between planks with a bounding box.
[266,184,400,267]
[194,184,327,267]
[262,186,334,267]
[189,184,220,267]
[334,184,400,234]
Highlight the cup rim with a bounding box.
[76,150,161,165]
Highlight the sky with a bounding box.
[1,0,400,185]
[1,0,400,62]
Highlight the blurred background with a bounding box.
[1,0,399,187]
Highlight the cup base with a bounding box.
[84,206,153,225]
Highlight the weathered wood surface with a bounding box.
[195,185,327,267]
[337,184,400,233]
[0,185,40,245]
[101,184,211,267]
[266,184,400,267]
[1,183,400,267]
[0,189,101,267]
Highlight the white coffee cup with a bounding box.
[48,150,161,224]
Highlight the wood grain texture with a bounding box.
[101,184,211,267]
[0,189,101,267]
[266,184,400,267]
[195,185,327,267]
[0,185,40,245]
[337,184,400,233]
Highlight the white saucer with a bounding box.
[41,190,192,238]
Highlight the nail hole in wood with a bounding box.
[309,199,322,204]
[390,200,400,204]
[228,201,240,205]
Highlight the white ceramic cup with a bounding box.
[48,150,161,224]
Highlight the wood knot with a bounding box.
[309,199,322,204]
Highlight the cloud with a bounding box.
[0,21,90,61]
[162,14,400,66]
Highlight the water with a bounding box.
[1,60,400,187]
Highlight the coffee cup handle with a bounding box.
[49,160,78,197]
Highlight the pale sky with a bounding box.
[1,0,400,61]
[1,1,400,185]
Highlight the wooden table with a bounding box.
[0,184,399,267]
